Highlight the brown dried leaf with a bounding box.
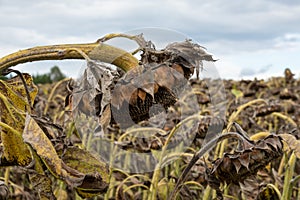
[128,67,155,97]
[164,40,216,78]
[109,38,213,127]
[238,151,251,170]
[111,82,137,108]
[71,61,118,117]
[96,104,111,136]
[138,89,147,101]
[280,133,300,158]
[256,141,269,149]
[239,177,259,200]
[232,158,242,173]
[207,134,283,197]
[153,65,176,88]
[266,136,284,152]
[170,63,185,76]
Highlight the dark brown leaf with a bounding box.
[206,134,283,199]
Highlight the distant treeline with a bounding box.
[0,75,8,80]
[32,66,66,84]
[0,66,66,84]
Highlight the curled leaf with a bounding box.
[23,114,63,176]
[280,133,300,158]
[23,114,109,198]
[205,133,284,199]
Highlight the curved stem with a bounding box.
[168,132,252,200]
[43,77,71,115]
[0,41,139,72]
[2,69,33,113]
[148,114,203,200]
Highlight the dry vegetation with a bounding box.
[0,33,299,200]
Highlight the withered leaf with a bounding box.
[96,104,112,136]
[0,73,37,166]
[171,63,185,75]
[280,133,300,158]
[71,60,118,117]
[232,158,242,173]
[256,141,269,149]
[206,133,283,197]
[250,149,265,161]
[239,177,259,200]
[28,171,56,199]
[264,137,284,152]
[164,39,216,77]
[61,146,109,198]
[238,151,251,170]
[129,67,155,97]
[138,89,147,101]
[111,82,137,109]
[23,115,85,187]
[3,73,38,107]
[23,114,63,176]
[153,65,176,89]
[23,114,109,197]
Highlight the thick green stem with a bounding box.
[0,41,139,72]
[281,152,297,200]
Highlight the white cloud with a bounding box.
[273,33,300,50]
[1,0,300,79]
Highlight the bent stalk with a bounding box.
[0,41,139,72]
[168,131,252,200]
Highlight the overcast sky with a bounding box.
[1,0,300,79]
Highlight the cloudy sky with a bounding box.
[1,0,300,79]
